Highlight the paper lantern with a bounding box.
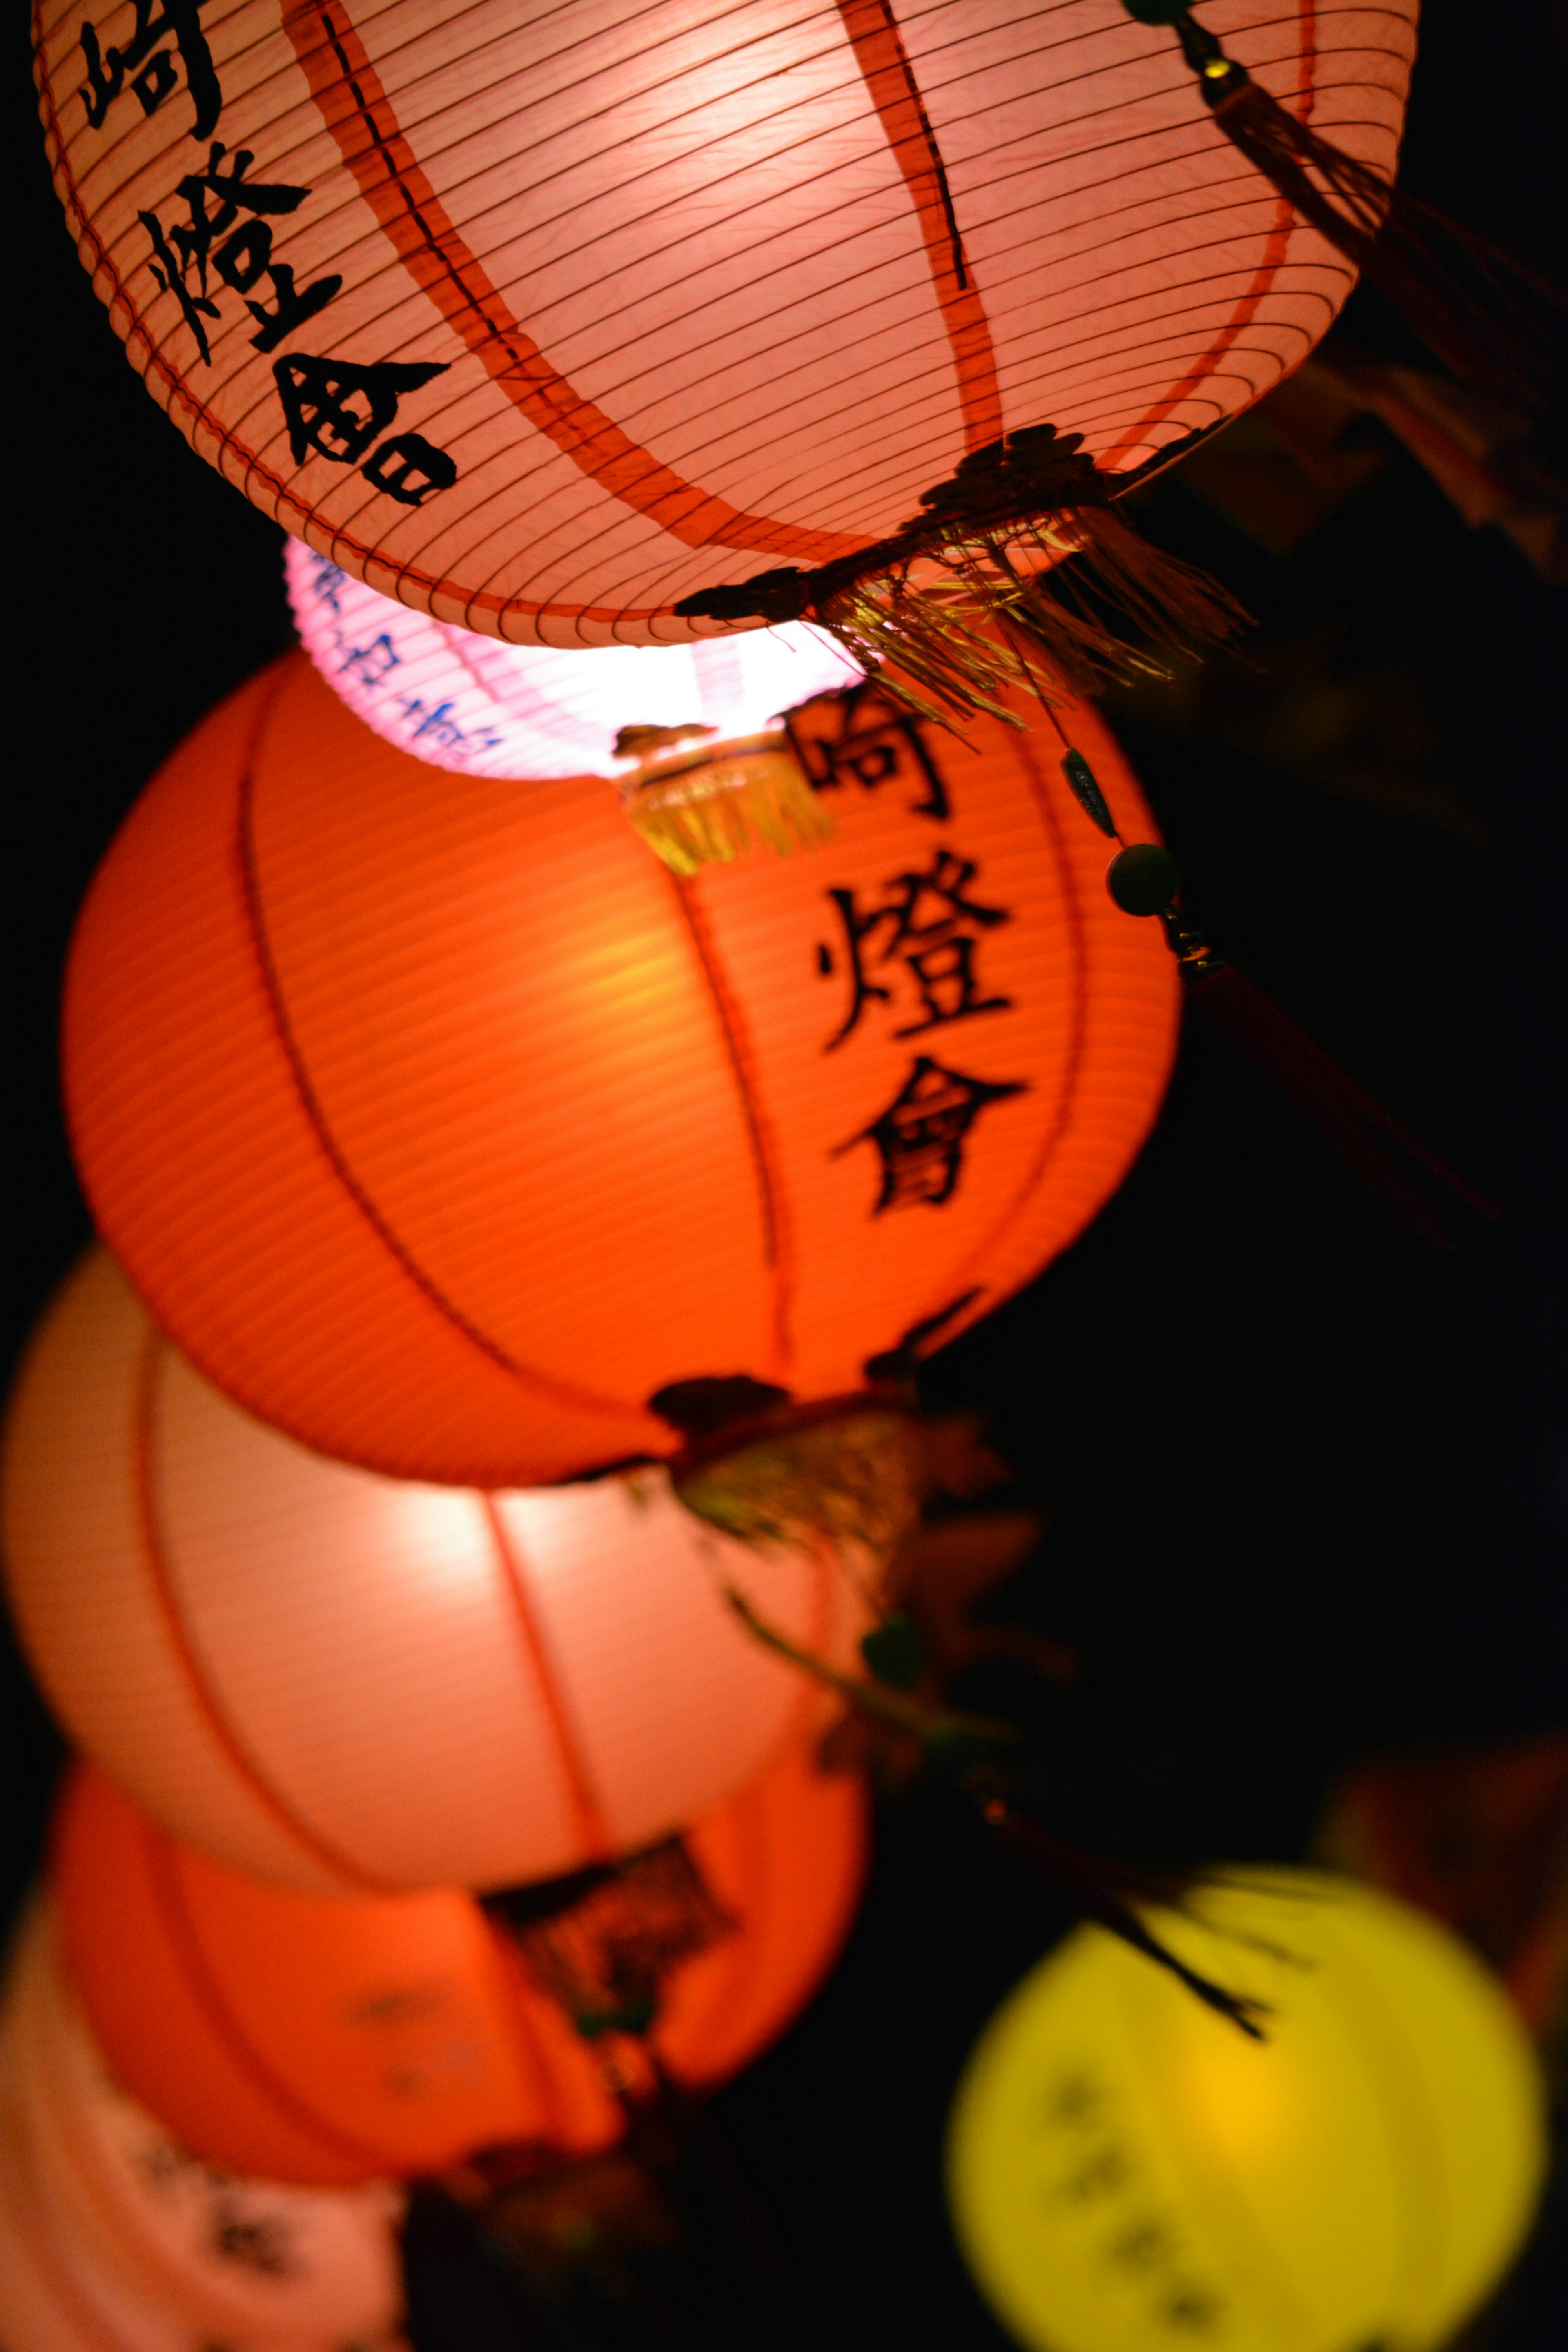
[51,1743,867,2186]
[0,1897,407,2352]
[286,536,861,780]
[60,645,1178,1488]
[947,1869,1548,2352]
[2,1249,868,1895]
[35,0,1414,655]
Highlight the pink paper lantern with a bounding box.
[1,1252,868,1898]
[36,0,1416,645]
[285,535,861,779]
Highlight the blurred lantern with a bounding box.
[2,1250,866,1895]
[51,1743,867,2186]
[0,1897,407,2351]
[59,647,1176,1488]
[35,0,1412,698]
[947,1869,1548,2352]
[286,537,860,782]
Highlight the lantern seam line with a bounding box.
[283,0,863,569]
[476,1493,615,1866]
[1102,0,1318,466]
[135,1822,399,2173]
[0,2062,131,2352]
[833,0,1003,452]
[129,1328,396,1894]
[231,660,648,1430]
[665,872,795,1383]
[918,703,1091,1322]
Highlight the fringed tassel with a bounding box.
[622,742,835,876]
[1132,1,1567,422]
[675,423,1252,733]
[1181,958,1500,1249]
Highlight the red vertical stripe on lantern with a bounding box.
[835,0,1004,452]
[477,1494,615,1866]
[139,1824,396,2170]
[232,674,637,1428]
[279,0,862,566]
[131,1331,393,1895]
[668,872,796,1384]
[1107,0,1323,464]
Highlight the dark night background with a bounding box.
[4,4,1567,2345]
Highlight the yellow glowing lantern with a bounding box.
[946,1870,1546,2352]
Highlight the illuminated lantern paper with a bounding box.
[2,1250,867,1895]
[947,1870,1548,2352]
[0,1898,407,2352]
[35,0,1414,655]
[51,1744,867,2185]
[60,647,1178,1488]
[285,537,860,780]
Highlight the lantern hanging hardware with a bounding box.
[1123,1,1568,424]
[676,425,1251,729]
[1040,713,1501,1247]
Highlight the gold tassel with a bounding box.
[675,424,1250,727]
[621,737,835,876]
[673,1401,925,1570]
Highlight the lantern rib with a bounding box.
[664,873,795,1385]
[476,1494,615,1866]
[917,710,1090,1321]
[279,0,862,565]
[833,0,1002,451]
[129,1331,394,1894]
[0,2100,134,2352]
[136,1822,399,2171]
[230,673,645,1428]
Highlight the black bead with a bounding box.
[1107,843,1182,915]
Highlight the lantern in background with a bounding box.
[36,0,1413,665]
[947,1870,1548,2352]
[286,537,860,780]
[2,1250,867,1895]
[60,648,1177,1488]
[51,1744,867,2185]
[0,1899,406,2352]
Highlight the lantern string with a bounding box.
[674,425,1251,728]
[722,1589,1267,2036]
[1049,738,1502,1248]
[1128,2,1568,425]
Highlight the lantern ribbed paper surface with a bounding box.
[0,1899,406,2352]
[60,649,1177,1488]
[2,1252,868,1895]
[947,1871,1548,2352]
[53,1746,866,2185]
[286,537,862,777]
[36,0,1414,643]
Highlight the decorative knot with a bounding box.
[674,566,813,625]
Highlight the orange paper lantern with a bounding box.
[2,1251,866,1895]
[34,0,1414,645]
[0,1898,407,2349]
[51,1746,867,2187]
[61,648,1177,1489]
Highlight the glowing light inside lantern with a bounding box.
[284,537,862,781]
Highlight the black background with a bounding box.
[4,4,1567,2345]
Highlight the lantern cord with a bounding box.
[722,1588,1267,2036]
[1172,946,1500,1250]
[979,1804,1269,2039]
[675,425,1251,725]
[1073,769,1501,1247]
[1136,3,1567,424]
